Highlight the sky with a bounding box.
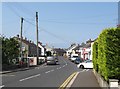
[1,1,119,48]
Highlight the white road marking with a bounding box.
[63,65,65,67]
[57,67,61,70]
[19,74,40,81]
[45,71,51,74]
[0,85,5,88]
[50,69,54,72]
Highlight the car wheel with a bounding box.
[80,65,84,69]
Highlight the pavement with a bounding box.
[69,69,101,88]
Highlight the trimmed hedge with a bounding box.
[93,28,120,81]
[92,41,98,72]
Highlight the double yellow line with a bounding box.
[58,72,77,89]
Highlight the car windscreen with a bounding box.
[47,57,54,60]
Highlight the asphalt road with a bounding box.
[2,56,80,88]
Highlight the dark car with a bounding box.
[74,58,83,64]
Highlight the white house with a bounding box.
[66,43,78,57]
[80,39,95,60]
[38,42,45,56]
[44,44,54,55]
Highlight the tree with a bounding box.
[2,37,20,65]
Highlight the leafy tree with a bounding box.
[2,37,20,65]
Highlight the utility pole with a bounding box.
[20,17,24,66]
[36,12,39,65]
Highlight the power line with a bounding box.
[39,20,116,25]
[23,19,73,44]
[5,4,21,18]
[40,27,73,44]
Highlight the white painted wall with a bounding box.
[38,43,45,56]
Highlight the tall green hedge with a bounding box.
[93,28,120,81]
[92,41,98,72]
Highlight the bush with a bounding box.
[93,28,120,81]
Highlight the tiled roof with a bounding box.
[14,37,37,47]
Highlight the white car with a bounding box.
[70,56,78,62]
[77,60,93,69]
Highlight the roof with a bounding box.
[73,45,83,50]
[83,43,91,48]
[66,43,77,51]
[14,37,37,47]
[54,48,66,53]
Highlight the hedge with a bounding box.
[92,41,98,72]
[93,27,120,81]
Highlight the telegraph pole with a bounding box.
[36,12,39,65]
[20,17,24,65]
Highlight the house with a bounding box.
[66,43,78,57]
[80,39,95,60]
[38,42,45,56]
[70,39,95,60]
[14,35,41,58]
[73,44,84,58]
[44,44,54,55]
[53,48,66,56]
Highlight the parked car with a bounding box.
[53,56,59,62]
[77,60,93,69]
[70,56,79,62]
[46,56,56,65]
[74,58,83,64]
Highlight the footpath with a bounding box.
[66,69,101,89]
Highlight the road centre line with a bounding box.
[19,74,41,82]
[45,71,51,74]
[57,67,62,70]
[63,65,65,67]
[50,69,54,72]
